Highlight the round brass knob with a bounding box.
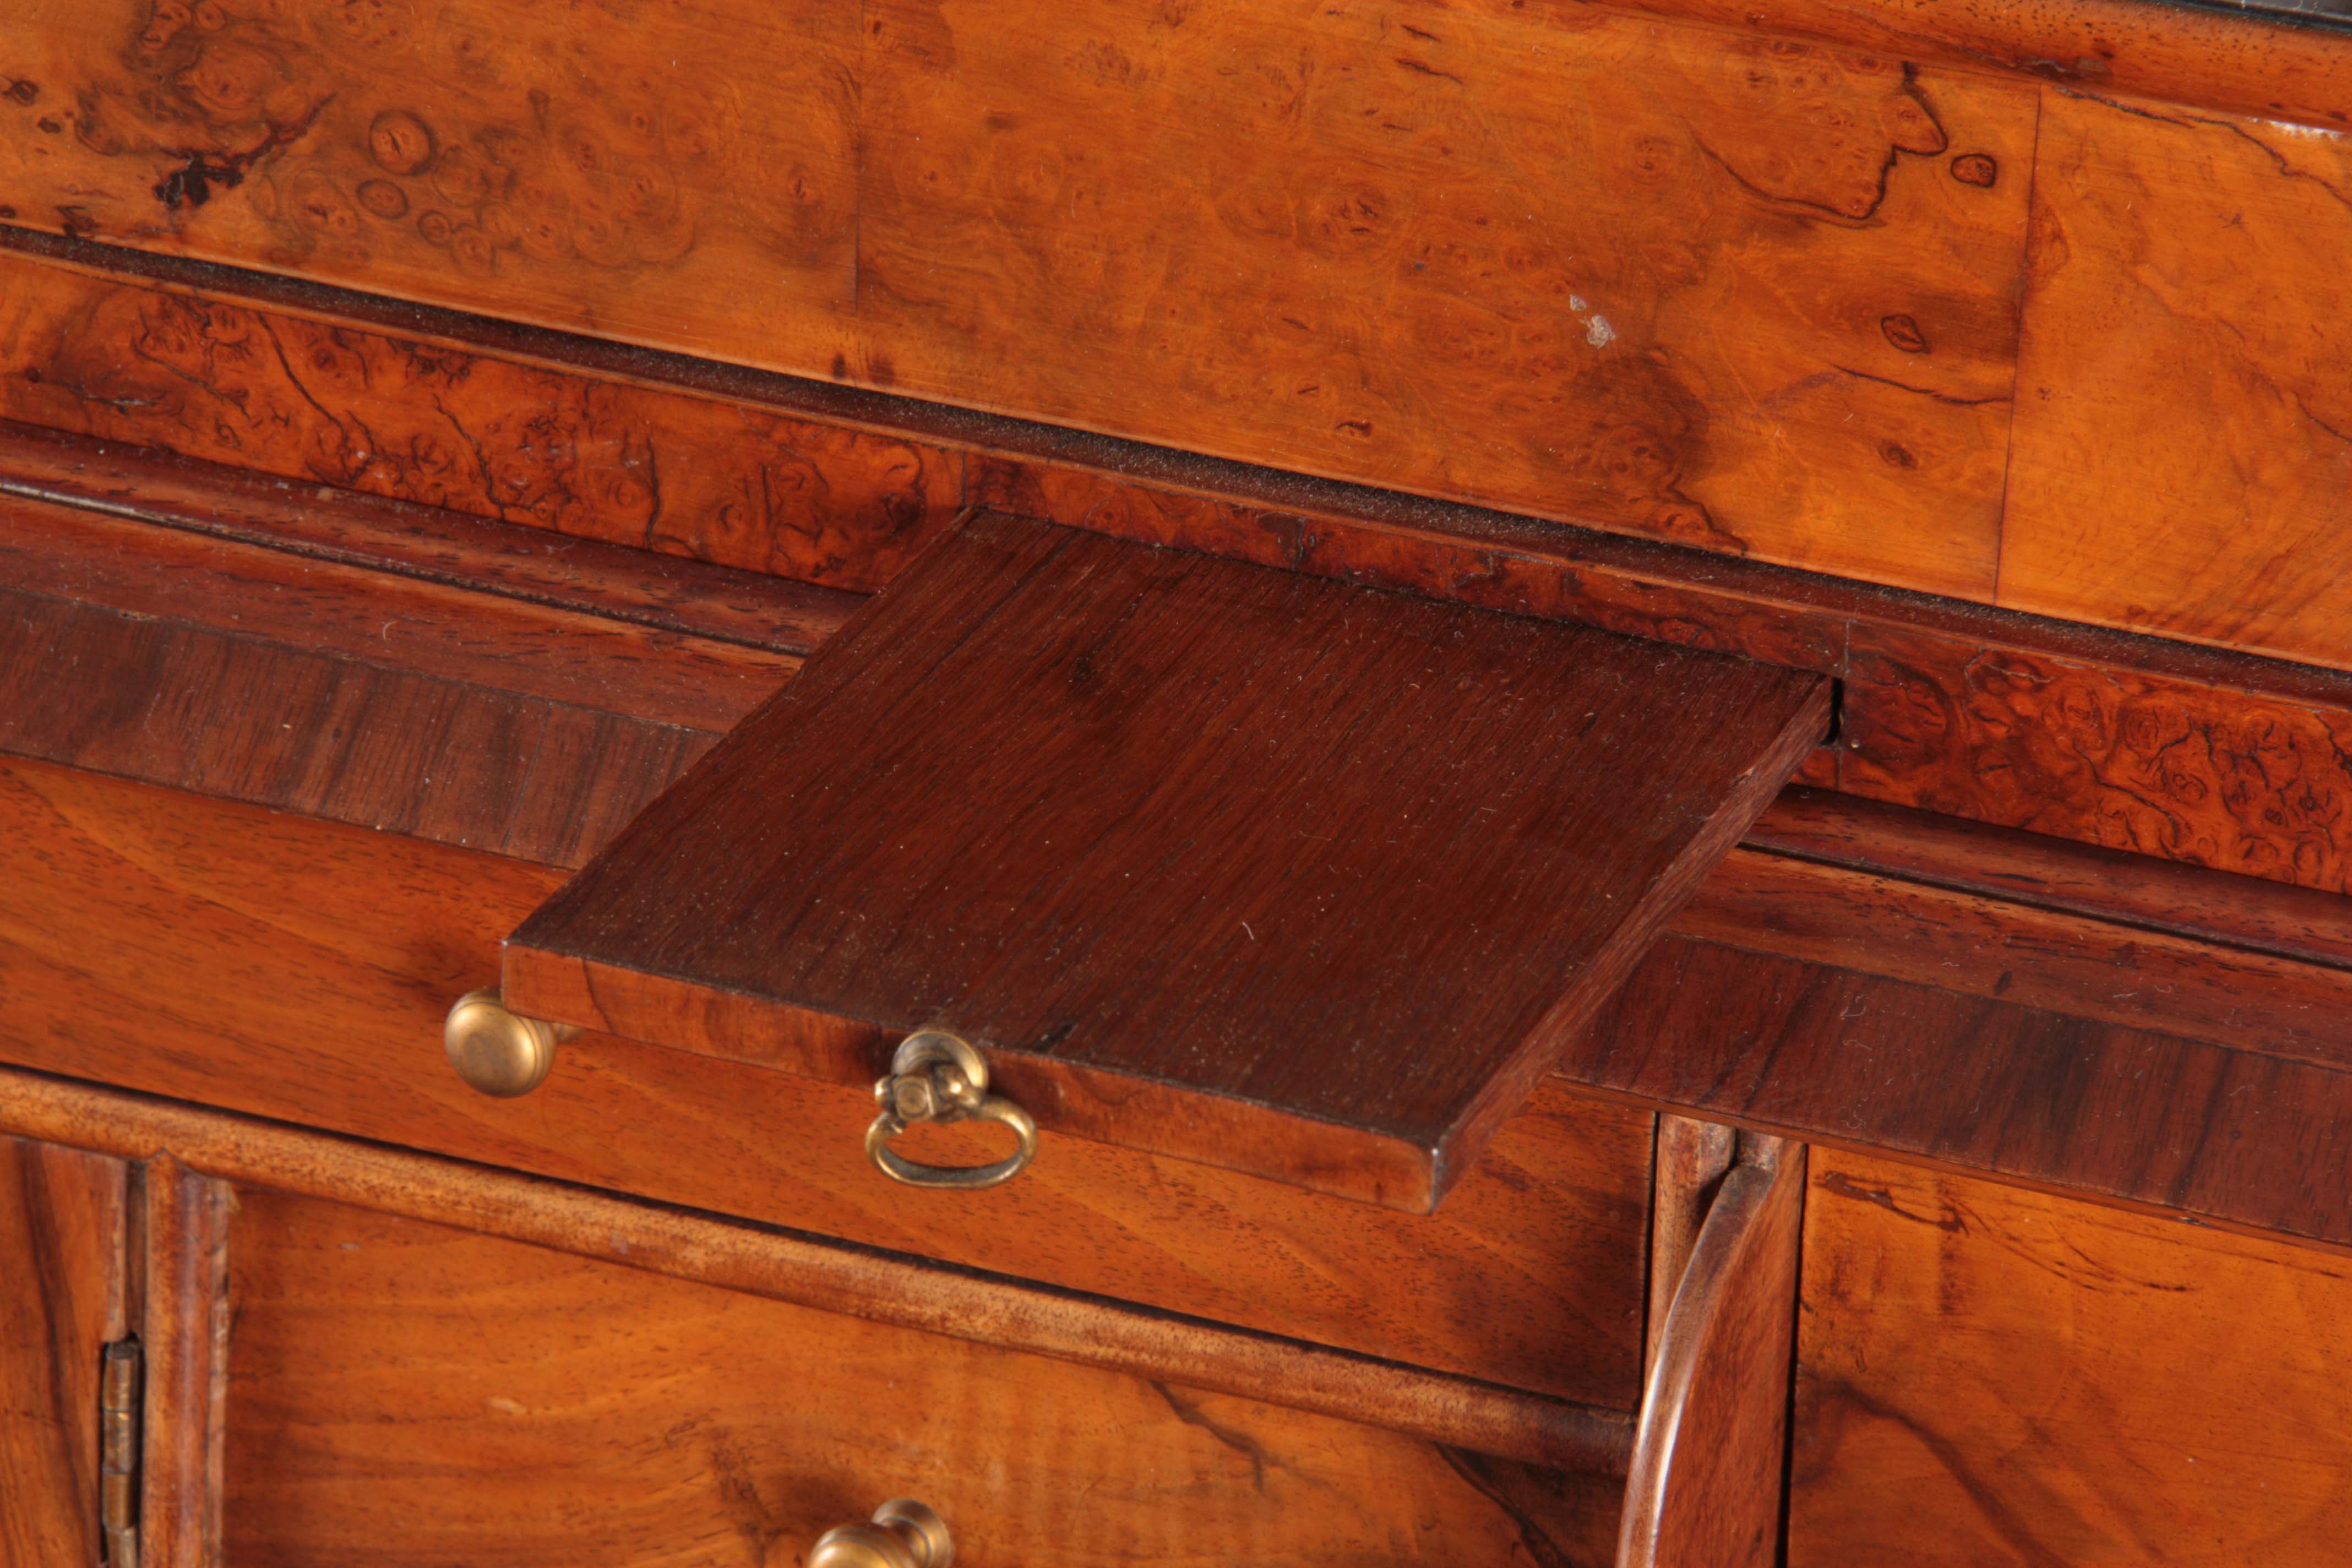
[867,1032,1037,1190]
[809,1499,952,1568]
[442,988,574,1098]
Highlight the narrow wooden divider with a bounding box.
[140,1157,229,1568]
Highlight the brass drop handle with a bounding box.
[867,1032,1037,1189]
[809,1498,954,1568]
[443,987,576,1098]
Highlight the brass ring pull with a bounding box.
[810,1498,954,1568]
[866,1032,1037,1190]
[442,987,576,1098]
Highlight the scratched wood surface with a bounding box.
[0,1136,126,1568]
[509,510,1829,1208]
[1793,1151,2352,1565]
[220,1185,1628,1567]
[0,1,2037,599]
[0,755,1656,1409]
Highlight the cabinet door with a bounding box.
[1794,1151,2352,1565]
[0,1136,128,1567]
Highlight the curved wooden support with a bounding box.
[1619,1135,1806,1568]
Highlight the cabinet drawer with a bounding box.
[0,755,1652,1409]
[224,1185,1625,1568]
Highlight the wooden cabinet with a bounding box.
[4,0,2351,1558]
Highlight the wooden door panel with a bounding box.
[1793,1150,2352,1565]
[221,1186,1627,1568]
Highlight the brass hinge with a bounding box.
[100,1338,141,1568]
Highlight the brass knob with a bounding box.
[867,1032,1037,1189]
[442,987,575,1098]
[809,1498,953,1568]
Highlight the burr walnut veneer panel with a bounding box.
[0,252,959,594]
[0,0,2035,598]
[506,511,1830,1208]
[2001,90,2352,672]
[0,0,857,337]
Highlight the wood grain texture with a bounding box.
[0,420,865,653]
[0,486,803,732]
[2001,89,2352,673]
[1619,1139,1804,1568]
[1574,933,2352,1249]
[1793,1151,2352,1566]
[1676,847,2352,1072]
[0,1136,125,1568]
[16,243,2352,895]
[858,0,2033,595]
[141,1157,229,1568]
[0,1069,1640,1476]
[0,449,845,864]
[510,511,1829,1208]
[1841,619,2352,891]
[1602,0,2352,130]
[0,531,729,867]
[0,255,959,592]
[0,0,856,351]
[1749,785,2352,973]
[220,1187,1626,1567]
[0,1,2037,596]
[0,756,1655,1411]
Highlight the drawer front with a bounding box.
[0,755,1652,1408]
[1793,1151,2352,1565]
[224,1185,1625,1567]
